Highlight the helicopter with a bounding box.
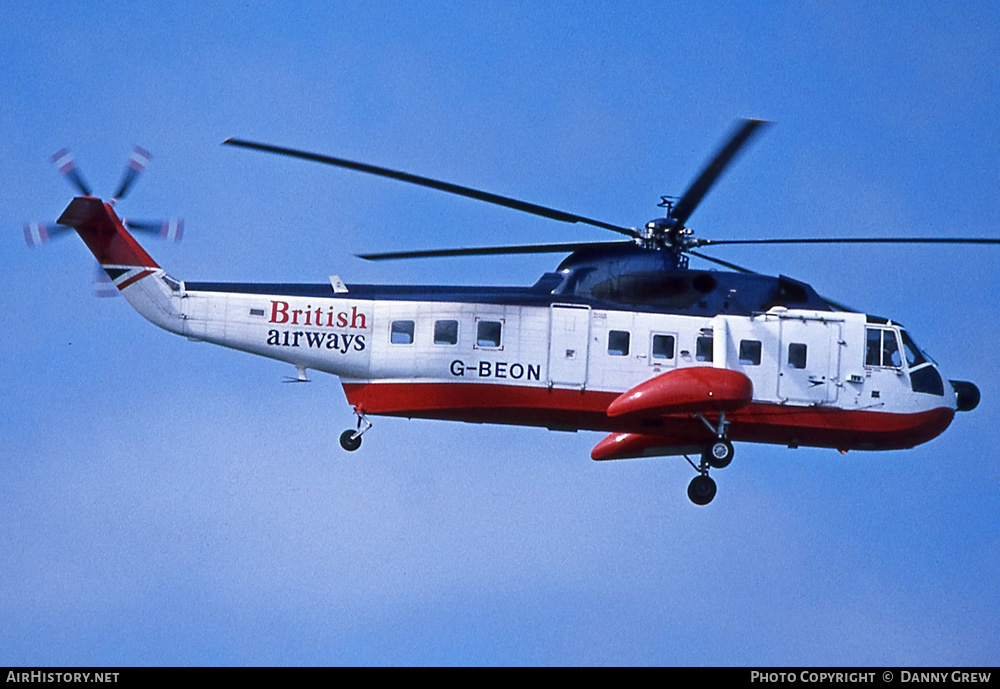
[33,120,987,505]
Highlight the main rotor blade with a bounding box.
[687,249,758,274]
[669,119,769,229]
[698,237,1000,246]
[690,250,856,312]
[818,295,857,312]
[223,138,638,238]
[358,240,635,261]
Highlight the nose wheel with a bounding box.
[339,407,371,452]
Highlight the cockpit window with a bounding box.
[883,331,901,367]
[899,330,927,368]
[865,327,902,368]
[866,328,881,367]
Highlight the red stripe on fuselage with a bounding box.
[341,381,954,451]
[117,269,154,290]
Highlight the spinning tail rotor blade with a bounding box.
[125,218,184,242]
[222,138,639,238]
[23,222,72,247]
[112,146,152,202]
[49,148,92,196]
[92,263,119,298]
[669,118,769,228]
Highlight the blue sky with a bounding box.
[1,2,998,666]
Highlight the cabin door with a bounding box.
[777,316,842,404]
[548,304,591,389]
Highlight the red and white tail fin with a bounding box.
[56,197,160,293]
[55,195,186,337]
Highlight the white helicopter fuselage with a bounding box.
[120,261,955,455]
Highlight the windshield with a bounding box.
[899,329,930,368]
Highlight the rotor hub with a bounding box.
[642,217,693,252]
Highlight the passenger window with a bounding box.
[652,334,675,359]
[696,336,713,362]
[434,319,458,345]
[476,320,502,348]
[608,330,630,356]
[739,340,762,366]
[788,343,807,369]
[390,320,414,345]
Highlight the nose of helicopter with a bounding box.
[950,380,980,412]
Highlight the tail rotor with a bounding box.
[26,146,183,296]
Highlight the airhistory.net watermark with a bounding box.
[6,672,118,683]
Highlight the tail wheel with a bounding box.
[688,475,717,505]
[339,429,362,452]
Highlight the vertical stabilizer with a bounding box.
[57,197,158,271]
[56,196,184,336]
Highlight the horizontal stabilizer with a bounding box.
[606,367,753,418]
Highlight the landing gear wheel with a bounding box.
[704,439,734,469]
[339,429,362,452]
[688,474,717,505]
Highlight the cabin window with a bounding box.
[651,334,675,360]
[696,336,713,362]
[434,319,458,345]
[608,330,630,356]
[161,275,182,292]
[788,343,807,369]
[476,320,502,348]
[865,327,902,368]
[739,340,762,366]
[390,320,415,345]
